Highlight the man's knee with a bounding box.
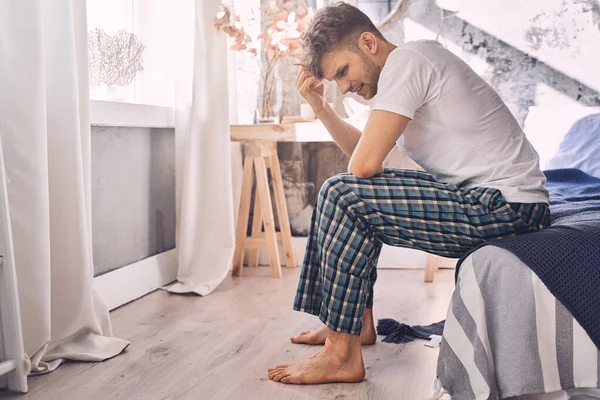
[318,173,352,205]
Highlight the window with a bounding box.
[87,0,176,127]
[229,0,262,124]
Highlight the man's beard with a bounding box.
[359,52,382,98]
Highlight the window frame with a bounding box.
[87,0,177,127]
[90,100,174,128]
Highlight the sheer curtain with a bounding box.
[168,0,236,296]
[0,0,128,374]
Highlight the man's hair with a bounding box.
[300,2,386,79]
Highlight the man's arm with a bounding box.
[295,68,409,165]
[296,69,362,157]
[347,110,410,178]
[314,103,362,157]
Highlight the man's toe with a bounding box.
[281,374,300,384]
[273,369,290,382]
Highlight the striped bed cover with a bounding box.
[433,246,600,399]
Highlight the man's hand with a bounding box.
[296,68,325,115]
[348,110,410,179]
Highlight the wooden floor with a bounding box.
[1,268,455,400]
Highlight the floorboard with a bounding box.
[0,268,455,400]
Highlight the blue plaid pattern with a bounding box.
[293,168,551,335]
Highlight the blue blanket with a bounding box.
[457,168,600,348]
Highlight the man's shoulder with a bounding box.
[401,39,446,54]
[392,40,453,67]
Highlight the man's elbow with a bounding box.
[348,163,382,179]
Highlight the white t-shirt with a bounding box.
[371,40,549,204]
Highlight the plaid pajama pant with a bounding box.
[293,168,551,335]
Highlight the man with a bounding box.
[268,2,550,385]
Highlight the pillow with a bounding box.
[523,105,600,170]
[546,113,600,178]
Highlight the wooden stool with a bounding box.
[231,141,296,278]
[424,253,441,282]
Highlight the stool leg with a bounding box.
[424,253,439,282]
[268,154,296,268]
[254,156,282,278]
[247,190,262,268]
[232,154,254,277]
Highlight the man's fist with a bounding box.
[296,67,325,115]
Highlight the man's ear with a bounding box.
[360,32,378,54]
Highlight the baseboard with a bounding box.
[93,249,178,311]
[255,237,451,269]
[94,238,455,311]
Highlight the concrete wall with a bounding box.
[91,126,176,276]
[378,0,600,123]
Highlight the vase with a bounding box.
[256,64,283,124]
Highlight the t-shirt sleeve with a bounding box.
[371,49,439,120]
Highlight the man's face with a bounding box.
[320,46,382,100]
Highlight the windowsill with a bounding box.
[90,100,175,129]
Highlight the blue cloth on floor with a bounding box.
[376,319,445,343]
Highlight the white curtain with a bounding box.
[0,0,128,374]
[168,0,236,296]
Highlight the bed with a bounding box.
[432,108,600,399]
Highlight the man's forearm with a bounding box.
[315,103,361,158]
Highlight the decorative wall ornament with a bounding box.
[88,29,145,87]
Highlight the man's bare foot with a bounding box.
[268,332,365,384]
[291,308,377,345]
